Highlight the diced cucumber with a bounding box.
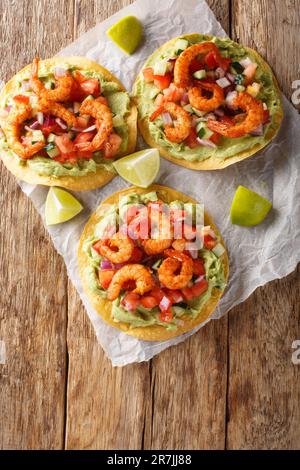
[234,74,244,85]
[31,130,45,143]
[112,115,124,127]
[172,306,187,316]
[183,104,194,114]
[236,85,246,92]
[196,122,213,139]
[47,133,56,143]
[197,127,206,139]
[192,107,206,117]
[212,243,225,257]
[193,70,206,80]
[44,142,59,158]
[153,60,168,76]
[152,259,162,270]
[231,61,244,74]
[174,39,189,53]
[148,86,160,100]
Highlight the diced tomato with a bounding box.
[93,240,102,253]
[103,133,122,159]
[181,286,195,300]
[148,200,163,212]
[69,80,86,102]
[160,310,173,322]
[191,279,208,297]
[150,105,164,122]
[243,63,258,85]
[121,292,140,311]
[203,234,216,249]
[193,258,205,276]
[76,115,90,129]
[122,280,137,291]
[165,289,184,304]
[185,128,199,148]
[80,78,100,97]
[150,287,165,303]
[98,269,115,289]
[153,73,172,90]
[140,296,159,309]
[129,246,143,263]
[41,125,62,137]
[210,132,221,145]
[262,109,270,124]
[54,151,78,163]
[13,94,30,104]
[220,115,235,127]
[205,51,219,69]
[125,205,140,224]
[77,150,93,159]
[155,93,165,106]
[55,134,75,154]
[74,131,95,146]
[189,58,205,73]
[142,67,155,83]
[73,71,87,84]
[163,83,185,103]
[218,56,232,72]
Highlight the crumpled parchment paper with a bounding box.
[16,0,300,365]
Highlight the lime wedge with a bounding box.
[230,185,272,226]
[106,16,143,55]
[113,149,160,188]
[45,187,83,225]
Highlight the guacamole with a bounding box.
[133,34,282,163]
[83,191,227,330]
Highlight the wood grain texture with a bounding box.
[0,0,74,449]
[227,0,300,450]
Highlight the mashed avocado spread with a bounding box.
[83,191,227,330]
[0,64,131,177]
[133,35,281,162]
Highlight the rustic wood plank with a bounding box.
[142,0,230,450]
[0,0,73,450]
[227,0,300,449]
[65,0,150,450]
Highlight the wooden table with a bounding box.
[0,0,299,450]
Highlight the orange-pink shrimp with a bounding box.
[1,97,44,159]
[98,232,134,264]
[207,92,265,138]
[162,102,192,143]
[188,81,224,112]
[37,97,78,129]
[30,57,74,102]
[174,42,221,88]
[77,97,113,151]
[107,264,155,301]
[158,249,193,290]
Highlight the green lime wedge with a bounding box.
[230,185,272,226]
[106,16,143,55]
[45,187,83,225]
[113,148,160,188]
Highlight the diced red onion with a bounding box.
[250,124,264,136]
[206,112,217,121]
[225,91,238,108]
[206,71,216,79]
[159,296,172,313]
[167,57,177,62]
[194,275,205,284]
[21,80,31,92]
[24,125,32,132]
[216,77,231,88]
[83,124,97,133]
[239,57,252,68]
[73,102,80,114]
[196,137,217,148]
[188,249,199,259]
[55,117,67,130]
[5,105,12,112]
[54,67,67,77]
[226,72,235,83]
[216,67,225,78]
[100,259,113,270]
[36,112,44,125]
[181,92,189,104]
[214,108,225,117]
[71,127,83,132]
[114,263,126,270]
[161,112,173,125]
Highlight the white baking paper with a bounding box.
[16,0,300,365]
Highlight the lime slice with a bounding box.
[45,187,83,225]
[106,16,143,55]
[113,149,160,188]
[230,185,272,226]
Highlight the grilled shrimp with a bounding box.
[188,81,224,112]
[2,98,44,159]
[158,249,193,290]
[174,42,221,88]
[78,97,113,151]
[107,264,155,301]
[163,102,192,143]
[37,97,78,129]
[98,232,134,264]
[207,92,265,138]
[30,57,74,102]
[141,212,173,255]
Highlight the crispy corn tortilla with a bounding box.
[132,34,283,171]
[78,184,229,341]
[0,57,137,191]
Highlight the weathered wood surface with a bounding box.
[0,0,299,450]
